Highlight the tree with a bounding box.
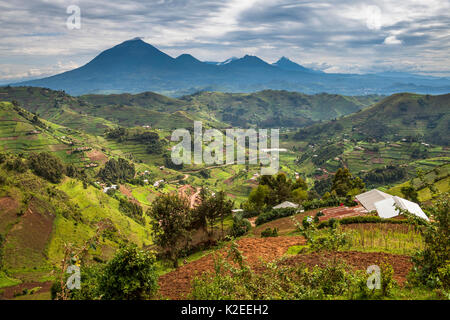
[97,244,159,300]
[193,189,233,239]
[331,168,365,197]
[147,193,191,268]
[248,185,270,211]
[406,195,449,289]
[27,152,65,183]
[401,185,419,203]
[98,158,135,184]
[212,191,234,238]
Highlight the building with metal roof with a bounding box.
[356,189,429,221]
[355,189,392,212]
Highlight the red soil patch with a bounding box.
[319,205,367,221]
[3,200,55,269]
[281,251,413,285]
[252,208,324,236]
[158,236,305,300]
[178,185,201,208]
[0,197,20,233]
[0,136,19,141]
[0,281,52,300]
[119,184,139,204]
[86,149,108,164]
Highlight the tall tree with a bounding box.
[147,193,191,268]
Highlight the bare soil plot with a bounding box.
[158,236,305,300]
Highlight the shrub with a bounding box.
[229,214,251,238]
[317,216,412,229]
[255,207,297,226]
[98,158,135,184]
[407,195,449,289]
[261,227,278,238]
[97,244,159,300]
[28,152,65,183]
[5,158,27,173]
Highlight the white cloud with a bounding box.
[384,35,402,45]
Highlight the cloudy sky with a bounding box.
[1,0,449,83]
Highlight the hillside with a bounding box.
[294,93,450,146]
[181,90,383,127]
[11,38,450,96]
[0,86,384,130]
[0,154,152,292]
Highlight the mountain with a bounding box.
[11,38,450,96]
[272,57,320,73]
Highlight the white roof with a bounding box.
[355,189,392,212]
[374,196,429,221]
[273,201,299,209]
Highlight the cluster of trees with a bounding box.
[360,165,407,186]
[311,144,342,166]
[330,168,365,197]
[27,152,66,183]
[98,158,135,184]
[105,127,164,154]
[147,190,233,267]
[245,173,309,214]
[118,198,145,225]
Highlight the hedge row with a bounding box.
[255,208,298,226]
[317,216,413,229]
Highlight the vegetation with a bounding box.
[98,158,135,184]
[28,152,65,183]
[147,194,192,268]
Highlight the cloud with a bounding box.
[384,35,402,45]
[0,0,449,80]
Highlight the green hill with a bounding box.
[295,93,450,145]
[0,87,384,131]
[0,155,151,285]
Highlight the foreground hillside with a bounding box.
[0,87,448,300]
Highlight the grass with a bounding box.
[0,271,21,288]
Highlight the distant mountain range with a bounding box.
[9,38,450,96]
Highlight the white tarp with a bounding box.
[355,189,392,212]
[273,201,299,209]
[374,196,429,221]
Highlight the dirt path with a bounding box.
[158,236,305,300]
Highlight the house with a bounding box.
[153,180,164,188]
[103,185,118,193]
[355,189,429,221]
[273,201,302,211]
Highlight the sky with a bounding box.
[0,0,449,83]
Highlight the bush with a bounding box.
[28,152,65,183]
[261,227,278,238]
[98,158,135,184]
[5,158,27,173]
[317,216,412,229]
[407,196,449,289]
[229,215,251,238]
[97,244,159,300]
[255,207,297,226]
